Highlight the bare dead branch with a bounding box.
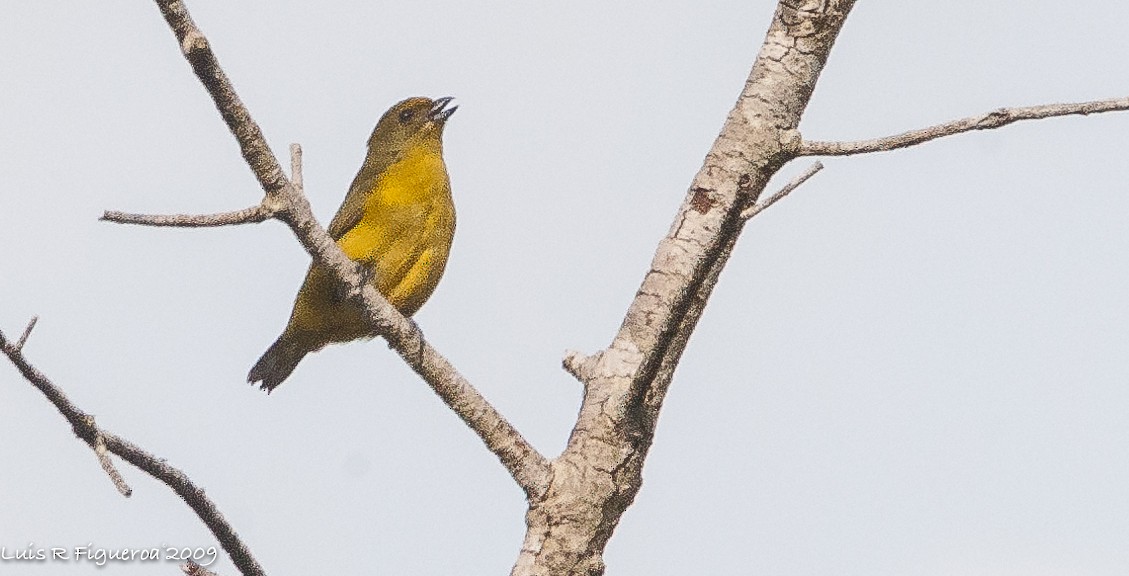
[515,2,859,573]
[150,0,550,497]
[101,204,273,227]
[741,161,824,220]
[799,96,1129,156]
[0,324,265,576]
[15,315,37,351]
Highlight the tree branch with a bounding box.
[514,2,858,573]
[14,315,37,351]
[101,204,274,227]
[741,161,824,220]
[0,324,265,576]
[100,146,300,229]
[798,96,1129,156]
[143,0,550,498]
[94,429,134,497]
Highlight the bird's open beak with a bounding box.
[428,96,457,122]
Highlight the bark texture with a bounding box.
[512,2,856,574]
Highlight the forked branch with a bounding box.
[99,0,552,498]
[0,325,265,576]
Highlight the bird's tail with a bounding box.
[247,334,308,393]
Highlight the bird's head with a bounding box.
[367,96,457,154]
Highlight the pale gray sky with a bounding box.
[2,1,1128,575]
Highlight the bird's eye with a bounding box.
[398,109,415,123]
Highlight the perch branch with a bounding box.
[145,0,550,497]
[0,325,265,576]
[798,96,1129,156]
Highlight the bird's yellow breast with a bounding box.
[305,143,454,337]
[366,143,448,207]
[338,143,453,265]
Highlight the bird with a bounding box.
[248,96,458,392]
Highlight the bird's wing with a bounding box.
[326,150,395,240]
[326,173,375,240]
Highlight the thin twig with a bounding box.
[741,161,824,219]
[0,326,265,576]
[93,427,133,497]
[151,0,550,497]
[798,95,1129,156]
[101,204,273,227]
[15,316,37,351]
